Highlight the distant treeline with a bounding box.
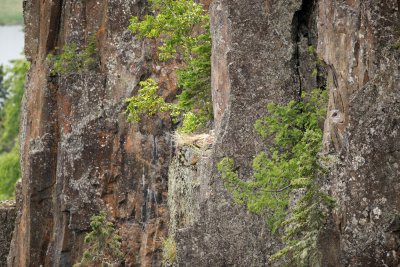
[0,59,28,200]
[0,0,23,25]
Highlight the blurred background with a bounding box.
[0,0,24,65]
[0,0,28,200]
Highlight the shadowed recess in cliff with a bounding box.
[46,0,64,52]
[291,0,323,97]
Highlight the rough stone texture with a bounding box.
[176,0,317,266]
[318,0,400,266]
[168,148,198,238]
[167,135,214,240]
[10,0,400,266]
[178,0,400,266]
[0,201,16,267]
[9,0,177,266]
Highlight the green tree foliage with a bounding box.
[0,59,28,200]
[218,89,335,265]
[269,182,335,266]
[47,36,98,75]
[178,111,209,133]
[74,211,123,267]
[125,78,180,123]
[0,60,28,151]
[0,145,20,200]
[128,0,212,132]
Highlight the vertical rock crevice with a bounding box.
[292,0,314,96]
[46,0,64,52]
[292,0,328,97]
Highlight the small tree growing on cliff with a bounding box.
[47,36,99,75]
[218,89,335,266]
[127,0,212,132]
[125,78,180,123]
[74,211,123,267]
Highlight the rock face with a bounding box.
[0,201,16,267]
[167,133,214,240]
[176,0,400,266]
[177,0,324,266]
[9,0,176,266]
[8,0,400,266]
[318,0,400,266]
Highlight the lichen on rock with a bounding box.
[0,201,16,267]
[4,0,400,266]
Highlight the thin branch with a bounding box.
[263,184,292,193]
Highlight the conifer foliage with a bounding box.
[218,89,335,265]
[127,0,212,132]
[74,211,123,267]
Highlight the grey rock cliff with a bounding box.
[177,0,307,265]
[0,201,16,267]
[9,0,176,266]
[318,0,400,266]
[7,0,400,266]
[174,0,400,266]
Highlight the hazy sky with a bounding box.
[0,25,24,66]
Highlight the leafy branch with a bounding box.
[218,89,335,265]
[125,78,180,123]
[127,0,212,132]
[74,211,123,267]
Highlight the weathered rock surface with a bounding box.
[176,0,400,266]
[9,0,400,266]
[0,201,16,267]
[10,0,177,266]
[176,0,312,266]
[318,0,400,266]
[167,133,214,240]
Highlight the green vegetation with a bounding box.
[125,78,180,123]
[390,41,400,50]
[74,211,123,267]
[0,59,29,200]
[218,89,335,265]
[269,180,335,266]
[307,45,316,56]
[0,60,28,151]
[47,36,98,75]
[0,0,23,25]
[0,145,21,200]
[178,111,209,133]
[162,237,177,265]
[127,0,212,132]
[311,68,318,77]
[391,28,400,50]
